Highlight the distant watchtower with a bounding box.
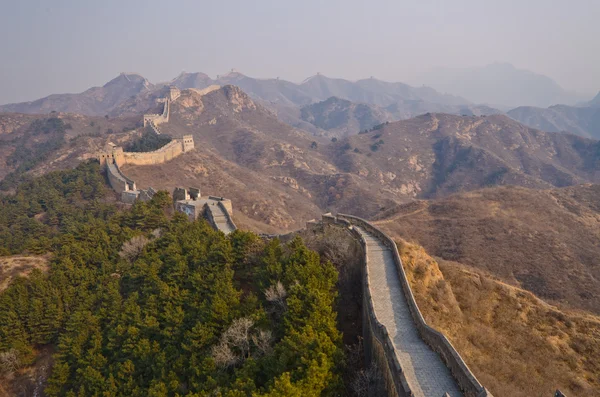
[182,135,194,152]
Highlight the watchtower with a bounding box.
[182,135,195,152]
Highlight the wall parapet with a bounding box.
[330,213,493,397]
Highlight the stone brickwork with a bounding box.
[322,214,493,397]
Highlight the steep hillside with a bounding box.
[376,184,600,315]
[7,86,600,234]
[384,100,502,120]
[120,86,397,230]
[298,96,502,138]
[399,241,600,397]
[0,111,140,187]
[509,104,600,139]
[0,73,153,116]
[330,113,600,199]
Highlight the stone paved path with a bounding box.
[355,226,463,397]
[207,204,236,235]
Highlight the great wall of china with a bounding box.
[301,214,487,397]
[94,86,567,396]
[301,214,568,397]
[96,87,236,235]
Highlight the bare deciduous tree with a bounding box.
[211,342,237,368]
[212,317,275,368]
[265,281,287,312]
[119,235,149,263]
[223,317,254,359]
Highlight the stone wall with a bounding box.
[325,214,493,397]
[120,139,183,166]
[99,136,194,169]
[208,196,233,215]
[97,89,195,203]
[106,162,135,193]
[143,98,170,127]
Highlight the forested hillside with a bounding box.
[0,162,343,396]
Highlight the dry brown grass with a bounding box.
[377,184,600,315]
[0,255,49,292]
[399,240,600,397]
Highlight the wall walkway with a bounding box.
[357,224,462,397]
[323,214,492,397]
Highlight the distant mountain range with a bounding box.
[298,96,502,137]
[3,69,599,142]
[418,62,591,108]
[0,71,473,118]
[584,91,600,107]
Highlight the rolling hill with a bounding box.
[330,113,600,199]
[376,184,600,315]
[509,104,600,139]
[5,85,600,234]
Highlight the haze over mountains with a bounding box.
[418,62,591,108]
[3,65,599,142]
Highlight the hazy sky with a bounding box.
[1,0,599,104]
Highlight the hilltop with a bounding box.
[299,97,393,137]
